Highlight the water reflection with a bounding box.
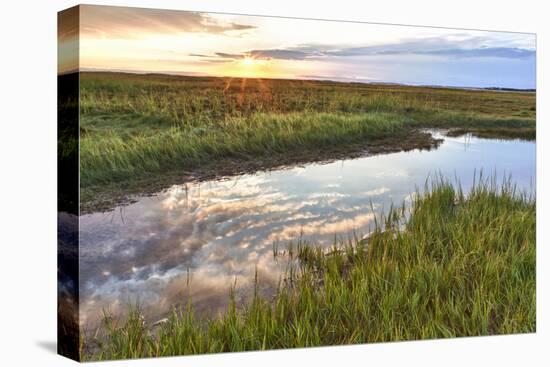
[79,132,535,326]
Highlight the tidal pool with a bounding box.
[79,132,535,326]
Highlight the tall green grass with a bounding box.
[81,112,410,185]
[84,178,536,360]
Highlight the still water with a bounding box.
[79,132,535,326]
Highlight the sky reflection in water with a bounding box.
[79,133,535,325]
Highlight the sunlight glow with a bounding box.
[71,5,536,88]
[241,57,256,66]
[223,56,272,78]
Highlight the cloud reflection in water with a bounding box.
[79,133,535,326]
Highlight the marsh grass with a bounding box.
[80,72,536,122]
[82,111,410,185]
[85,177,536,360]
[79,72,535,209]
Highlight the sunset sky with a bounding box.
[59,5,536,88]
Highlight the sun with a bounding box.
[233,56,271,77]
[241,56,257,67]
[217,55,277,78]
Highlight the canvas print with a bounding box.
[58,4,536,362]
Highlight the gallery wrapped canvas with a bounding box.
[58,4,536,362]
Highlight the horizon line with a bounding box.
[64,68,536,92]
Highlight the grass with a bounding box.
[81,112,407,185]
[78,72,535,211]
[83,177,536,361]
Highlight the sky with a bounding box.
[59,5,536,88]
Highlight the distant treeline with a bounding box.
[484,87,536,92]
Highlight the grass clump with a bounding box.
[81,111,409,186]
[84,178,535,360]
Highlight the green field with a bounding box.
[84,178,535,361]
[79,72,535,212]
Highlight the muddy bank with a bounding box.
[80,129,442,213]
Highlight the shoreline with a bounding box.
[81,129,443,213]
[81,177,536,361]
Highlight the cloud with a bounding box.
[80,5,255,39]
[249,49,315,60]
[58,7,79,74]
[213,49,316,61]
[206,35,535,62]
[324,42,535,59]
[214,52,244,59]
[58,7,79,43]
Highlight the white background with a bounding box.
[0,0,547,365]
